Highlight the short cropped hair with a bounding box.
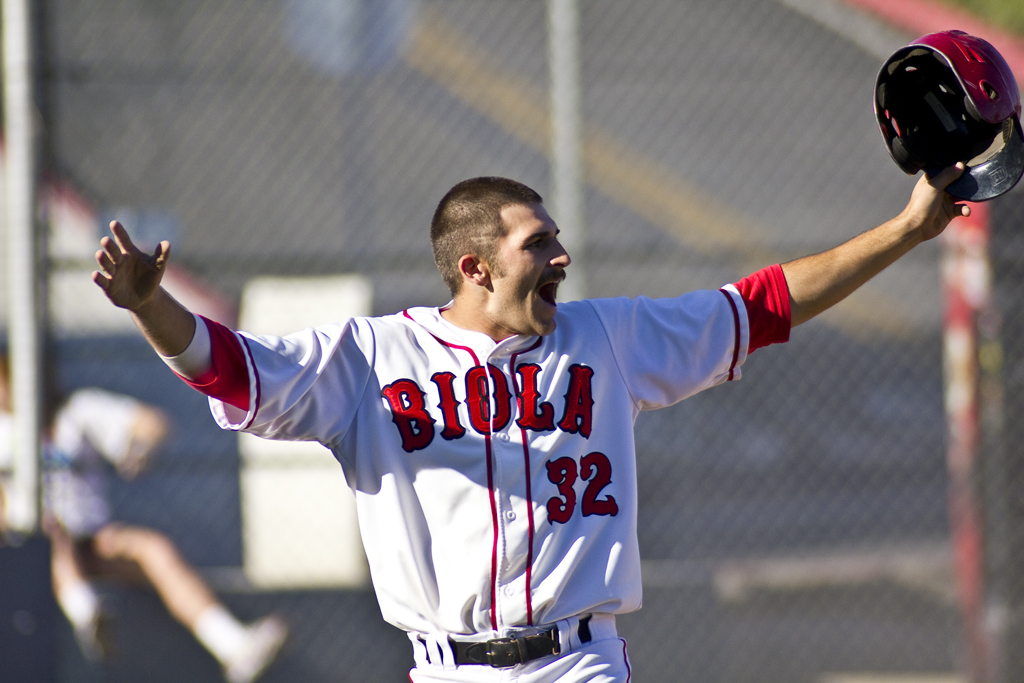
[430,177,543,295]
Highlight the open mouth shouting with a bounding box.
[538,273,565,307]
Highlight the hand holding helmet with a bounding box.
[905,162,972,242]
[875,30,1024,201]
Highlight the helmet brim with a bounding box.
[939,115,1024,201]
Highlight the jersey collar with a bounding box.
[402,306,542,360]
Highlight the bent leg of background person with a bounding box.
[46,522,114,661]
[91,522,288,683]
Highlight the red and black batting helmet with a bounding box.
[874,30,1024,201]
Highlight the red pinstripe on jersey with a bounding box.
[509,336,544,626]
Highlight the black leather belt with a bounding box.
[448,615,592,668]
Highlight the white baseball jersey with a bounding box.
[0,389,144,537]
[197,287,752,638]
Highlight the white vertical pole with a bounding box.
[547,0,586,301]
[4,0,41,534]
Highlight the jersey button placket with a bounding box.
[486,358,511,627]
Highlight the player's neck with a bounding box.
[440,297,519,343]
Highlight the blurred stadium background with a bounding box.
[2,0,1024,681]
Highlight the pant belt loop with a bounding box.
[437,634,457,670]
[410,634,429,668]
[425,637,444,669]
[555,617,574,655]
[423,634,456,671]
[555,614,592,655]
[416,634,457,670]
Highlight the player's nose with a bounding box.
[551,239,571,268]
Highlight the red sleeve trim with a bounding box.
[176,316,251,411]
[733,264,791,353]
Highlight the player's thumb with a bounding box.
[153,240,172,269]
[929,162,966,191]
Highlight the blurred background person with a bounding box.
[0,353,288,683]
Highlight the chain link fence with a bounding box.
[21,0,1020,680]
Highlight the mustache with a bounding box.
[541,269,566,286]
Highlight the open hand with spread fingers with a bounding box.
[92,221,172,312]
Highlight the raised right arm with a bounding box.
[92,220,196,356]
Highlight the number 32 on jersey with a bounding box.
[545,452,618,524]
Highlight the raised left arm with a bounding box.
[782,163,969,327]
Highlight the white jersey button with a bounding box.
[496,432,509,441]
[503,585,515,597]
[505,510,516,521]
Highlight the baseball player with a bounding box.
[0,358,287,683]
[92,166,968,682]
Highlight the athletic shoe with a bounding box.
[222,614,288,683]
[74,609,115,662]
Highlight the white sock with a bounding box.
[58,581,99,629]
[193,604,251,664]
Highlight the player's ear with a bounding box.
[457,253,491,289]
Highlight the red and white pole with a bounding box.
[941,202,993,683]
